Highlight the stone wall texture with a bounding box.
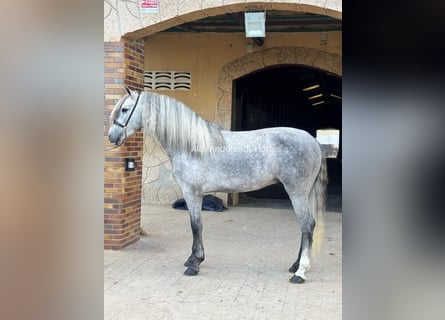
[104,0,342,42]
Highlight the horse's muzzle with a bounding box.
[108,132,120,145]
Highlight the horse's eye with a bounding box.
[122,108,129,113]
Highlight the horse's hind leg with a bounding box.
[288,245,302,273]
[182,191,205,276]
[285,188,315,283]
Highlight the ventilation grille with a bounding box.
[144,71,191,90]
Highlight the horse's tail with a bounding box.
[309,155,328,259]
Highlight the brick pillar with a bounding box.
[104,39,144,250]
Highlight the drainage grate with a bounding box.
[144,71,191,90]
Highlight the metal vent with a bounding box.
[144,71,191,90]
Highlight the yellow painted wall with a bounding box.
[144,31,342,121]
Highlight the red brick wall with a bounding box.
[104,39,144,250]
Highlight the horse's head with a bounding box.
[108,87,143,146]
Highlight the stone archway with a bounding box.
[214,46,342,130]
[106,2,342,42]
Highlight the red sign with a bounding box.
[141,0,158,13]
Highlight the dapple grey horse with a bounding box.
[108,87,327,283]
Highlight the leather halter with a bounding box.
[112,92,141,141]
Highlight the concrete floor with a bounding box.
[104,199,342,320]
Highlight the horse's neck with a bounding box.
[145,93,224,156]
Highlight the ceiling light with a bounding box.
[330,93,342,99]
[302,84,320,91]
[312,101,325,106]
[245,12,266,38]
[308,93,323,100]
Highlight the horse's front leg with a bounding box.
[182,192,205,276]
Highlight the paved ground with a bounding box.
[104,199,342,320]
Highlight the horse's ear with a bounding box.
[125,86,132,96]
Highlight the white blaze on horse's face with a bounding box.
[108,90,142,146]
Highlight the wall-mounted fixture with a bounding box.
[320,31,328,45]
[245,12,266,38]
[125,158,136,172]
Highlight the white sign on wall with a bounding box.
[140,0,159,14]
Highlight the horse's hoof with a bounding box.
[290,275,305,284]
[184,267,199,276]
[184,260,191,267]
[288,264,299,273]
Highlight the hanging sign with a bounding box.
[140,0,159,14]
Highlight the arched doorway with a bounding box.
[232,65,341,200]
[215,47,341,129]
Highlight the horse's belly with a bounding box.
[202,170,278,193]
[217,181,278,193]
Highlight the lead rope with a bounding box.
[105,144,122,151]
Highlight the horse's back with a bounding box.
[222,127,320,157]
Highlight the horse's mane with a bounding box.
[142,92,225,153]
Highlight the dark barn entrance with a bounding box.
[232,65,341,207]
